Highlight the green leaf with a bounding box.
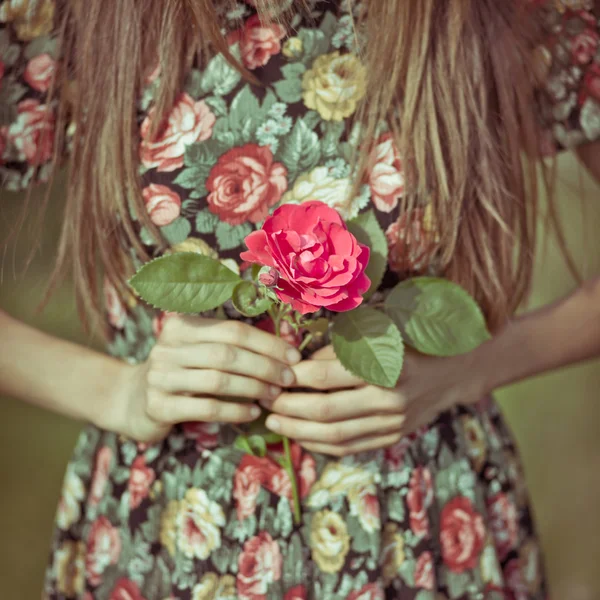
[331,308,403,388]
[216,221,252,251]
[160,217,191,245]
[247,435,268,457]
[203,95,228,117]
[231,281,272,317]
[129,253,240,313]
[200,51,242,96]
[298,28,330,64]
[229,85,260,133]
[347,209,388,299]
[195,209,220,234]
[277,119,320,181]
[384,277,490,357]
[303,317,329,335]
[281,63,306,80]
[234,435,255,455]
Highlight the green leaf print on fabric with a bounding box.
[274,63,306,104]
[216,221,253,251]
[160,217,192,245]
[197,49,243,97]
[24,34,58,60]
[203,95,229,118]
[277,118,320,181]
[297,28,330,65]
[229,86,261,132]
[195,208,220,234]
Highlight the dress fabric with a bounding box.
[1,1,599,599]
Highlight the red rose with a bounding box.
[406,467,433,538]
[103,279,127,329]
[385,207,438,273]
[368,133,404,213]
[142,183,182,226]
[89,446,113,507]
[24,53,56,92]
[255,316,303,347]
[346,582,384,600]
[571,29,599,65]
[109,578,147,600]
[140,93,215,172]
[284,585,307,600]
[206,143,287,225]
[414,551,435,590]
[229,15,286,70]
[439,496,486,573]
[182,421,220,450]
[128,456,155,509]
[7,98,55,165]
[487,493,518,560]
[241,201,370,314]
[237,531,283,600]
[86,516,121,586]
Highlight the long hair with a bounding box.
[43,0,554,332]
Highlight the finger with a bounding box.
[147,368,282,402]
[152,343,295,387]
[146,393,261,424]
[309,345,336,360]
[299,432,403,458]
[264,413,405,444]
[264,386,405,421]
[160,317,302,365]
[291,359,365,390]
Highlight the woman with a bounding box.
[1,0,599,598]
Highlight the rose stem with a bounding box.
[283,436,302,525]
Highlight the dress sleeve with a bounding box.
[0,0,67,191]
[535,0,600,152]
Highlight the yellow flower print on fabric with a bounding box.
[0,0,55,41]
[310,510,350,574]
[381,523,406,585]
[54,540,86,597]
[160,489,226,560]
[192,573,236,600]
[302,51,367,121]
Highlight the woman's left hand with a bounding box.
[260,345,488,457]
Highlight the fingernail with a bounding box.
[281,369,295,386]
[286,349,301,364]
[269,385,281,398]
[266,417,280,432]
[250,406,261,418]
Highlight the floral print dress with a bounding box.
[1,1,599,599]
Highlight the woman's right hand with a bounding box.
[109,316,302,443]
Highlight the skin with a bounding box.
[1,142,599,453]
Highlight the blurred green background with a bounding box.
[0,153,599,599]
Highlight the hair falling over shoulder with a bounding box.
[45,0,557,333]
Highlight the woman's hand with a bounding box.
[108,316,301,443]
[261,345,486,457]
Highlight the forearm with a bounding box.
[0,309,132,427]
[476,277,600,392]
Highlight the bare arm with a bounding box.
[0,308,131,428]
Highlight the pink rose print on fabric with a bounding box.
[89,446,113,507]
[128,456,155,509]
[368,133,404,213]
[103,279,127,330]
[439,496,486,573]
[346,582,385,600]
[109,578,147,600]
[414,551,435,590]
[571,28,599,65]
[142,183,182,227]
[206,143,288,225]
[241,201,370,314]
[24,53,56,92]
[284,585,307,600]
[182,421,220,451]
[140,93,215,172]
[487,492,519,560]
[237,531,283,600]
[581,62,600,104]
[229,14,286,70]
[406,466,433,538]
[85,516,121,587]
[6,98,55,165]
